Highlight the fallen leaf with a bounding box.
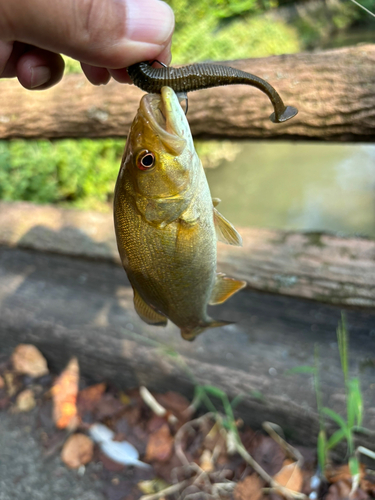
[251,436,286,477]
[15,389,36,412]
[95,393,124,419]
[3,371,18,397]
[273,459,303,494]
[145,424,173,462]
[361,478,375,496]
[325,480,351,500]
[155,391,191,421]
[326,464,365,485]
[234,474,263,500]
[12,344,48,378]
[51,357,79,430]
[61,433,93,469]
[77,383,106,417]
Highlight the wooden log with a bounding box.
[1,244,375,455]
[0,45,374,141]
[0,201,374,307]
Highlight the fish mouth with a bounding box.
[140,87,191,155]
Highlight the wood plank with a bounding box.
[0,201,374,307]
[1,245,374,456]
[0,45,375,141]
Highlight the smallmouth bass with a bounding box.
[114,87,246,341]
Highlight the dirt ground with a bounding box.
[0,409,105,500]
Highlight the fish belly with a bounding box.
[114,192,216,330]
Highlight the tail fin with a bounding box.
[180,319,233,342]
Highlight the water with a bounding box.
[204,142,375,238]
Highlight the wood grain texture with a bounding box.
[1,245,374,455]
[0,201,374,307]
[0,45,375,140]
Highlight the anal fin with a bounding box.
[133,289,167,326]
[213,208,242,246]
[181,319,233,342]
[209,273,247,305]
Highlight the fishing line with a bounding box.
[349,0,375,18]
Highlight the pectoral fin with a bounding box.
[133,289,167,326]
[209,273,247,305]
[213,208,242,246]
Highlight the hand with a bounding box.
[0,0,174,90]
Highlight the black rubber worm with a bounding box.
[127,61,298,123]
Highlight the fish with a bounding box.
[114,86,246,341]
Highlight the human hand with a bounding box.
[0,0,174,90]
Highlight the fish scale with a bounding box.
[114,87,246,341]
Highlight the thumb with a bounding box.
[0,0,174,68]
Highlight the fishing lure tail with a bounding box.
[127,61,298,123]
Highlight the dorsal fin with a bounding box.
[209,273,247,305]
[133,289,167,326]
[213,208,242,246]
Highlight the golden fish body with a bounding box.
[114,87,246,341]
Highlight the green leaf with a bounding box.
[348,378,363,427]
[337,312,349,384]
[349,456,360,477]
[322,407,348,432]
[317,430,327,471]
[250,390,265,402]
[202,385,227,400]
[284,366,315,375]
[230,394,244,409]
[326,428,347,450]
[352,426,371,435]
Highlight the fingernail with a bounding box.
[125,0,174,45]
[30,66,51,88]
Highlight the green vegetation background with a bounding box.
[0,0,373,211]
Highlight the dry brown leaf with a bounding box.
[15,389,36,412]
[77,383,106,416]
[155,391,191,420]
[145,424,173,462]
[234,474,263,500]
[326,464,365,485]
[273,459,303,493]
[12,344,48,378]
[51,357,79,430]
[325,480,352,500]
[61,433,93,468]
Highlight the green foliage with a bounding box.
[194,384,240,432]
[166,0,300,63]
[0,139,124,210]
[62,55,82,74]
[287,314,368,475]
[171,15,300,63]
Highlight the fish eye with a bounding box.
[136,150,155,171]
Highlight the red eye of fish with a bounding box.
[137,150,155,171]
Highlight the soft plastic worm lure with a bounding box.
[127,61,298,123]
